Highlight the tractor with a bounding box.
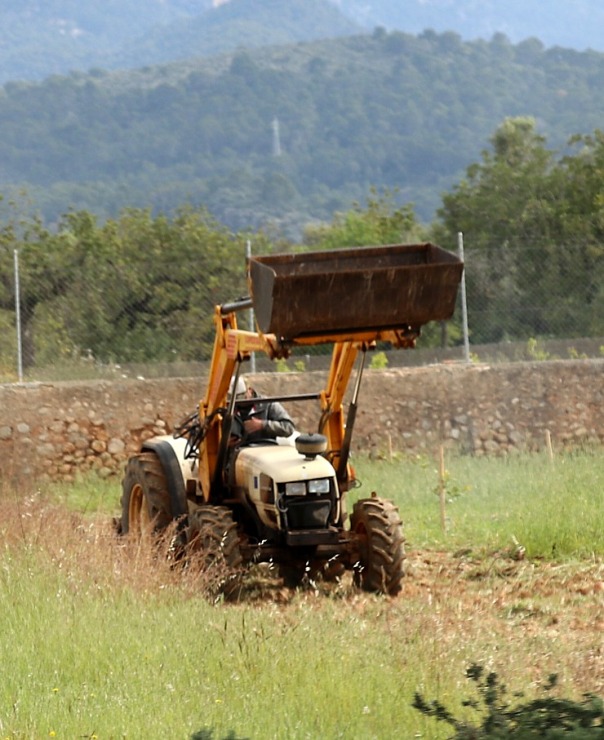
[120,243,463,596]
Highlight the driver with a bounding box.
[228,376,295,444]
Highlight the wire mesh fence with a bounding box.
[2,241,603,384]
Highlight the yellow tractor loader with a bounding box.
[120,243,463,595]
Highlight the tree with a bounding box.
[302,188,423,249]
[434,117,564,342]
[553,131,604,335]
[437,118,604,343]
[49,206,250,363]
[0,199,80,368]
[0,203,253,371]
[300,190,458,349]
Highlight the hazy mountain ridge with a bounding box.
[0,0,212,81]
[338,0,604,52]
[2,29,604,237]
[2,0,604,239]
[1,0,604,84]
[0,0,357,83]
[112,0,360,70]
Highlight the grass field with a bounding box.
[0,449,602,738]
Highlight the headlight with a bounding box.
[308,478,330,494]
[285,481,307,496]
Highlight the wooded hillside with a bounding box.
[4,0,604,85]
[2,30,604,235]
[0,0,358,84]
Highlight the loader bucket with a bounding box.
[248,242,463,340]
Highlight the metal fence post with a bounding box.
[13,249,24,383]
[457,232,471,363]
[246,240,256,373]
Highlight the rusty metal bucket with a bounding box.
[248,243,463,340]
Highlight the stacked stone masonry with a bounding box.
[0,360,602,484]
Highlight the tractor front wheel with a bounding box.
[351,497,405,596]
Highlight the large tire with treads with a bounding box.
[120,452,174,537]
[351,497,405,596]
[188,506,244,599]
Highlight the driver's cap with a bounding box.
[228,376,247,399]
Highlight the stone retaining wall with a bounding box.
[0,359,602,484]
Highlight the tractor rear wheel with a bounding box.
[351,497,405,596]
[188,506,244,599]
[120,452,175,538]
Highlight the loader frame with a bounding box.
[195,242,463,503]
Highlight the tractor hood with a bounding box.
[235,444,335,483]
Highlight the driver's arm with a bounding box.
[266,402,295,438]
[245,402,294,439]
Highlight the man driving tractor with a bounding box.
[228,376,295,444]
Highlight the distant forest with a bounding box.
[3,0,604,85]
[0,0,361,85]
[1,116,603,374]
[2,29,604,235]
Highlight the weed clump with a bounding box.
[413,663,604,738]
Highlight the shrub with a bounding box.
[412,663,604,738]
[369,350,388,369]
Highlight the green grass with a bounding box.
[0,450,602,738]
[351,448,604,558]
[45,474,119,516]
[0,551,459,739]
